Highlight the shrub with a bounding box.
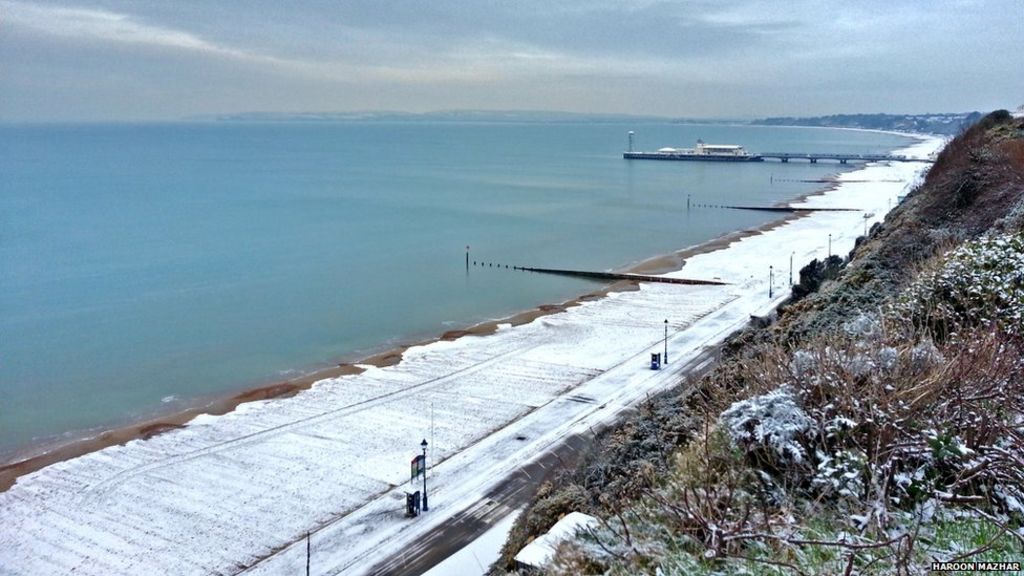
[891,232,1024,339]
[720,387,815,469]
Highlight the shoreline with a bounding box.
[0,133,922,491]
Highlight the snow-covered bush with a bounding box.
[812,448,867,501]
[892,232,1024,337]
[789,349,817,383]
[720,387,815,466]
[909,340,944,372]
[877,346,900,372]
[843,352,877,379]
[842,313,882,342]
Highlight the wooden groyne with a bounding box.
[517,266,727,285]
[470,260,727,285]
[690,203,860,213]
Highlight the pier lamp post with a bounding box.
[663,319,668,365]
[828,234,832,259]
[420,439,429,511]
[789,252,794,286]
[769,266,774,298]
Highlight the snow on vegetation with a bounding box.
[547,289,1024,574]
[892,232,1024,336]
[720,387,815,465]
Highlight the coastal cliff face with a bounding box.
[495,111,1024,574]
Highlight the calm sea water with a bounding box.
[0,121,912,457]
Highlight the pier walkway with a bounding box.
[623,151,933,164]
[758,152,932,164]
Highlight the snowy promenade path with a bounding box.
[0,138,940,575]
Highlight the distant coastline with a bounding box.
[193,109,979,135]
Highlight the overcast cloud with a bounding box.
[1,0,1021,121]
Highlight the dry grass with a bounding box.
[539,321,1024,575]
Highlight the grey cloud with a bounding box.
[1,0,1021,121]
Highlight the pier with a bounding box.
[622,132,932,165]
[757,152,932,164]
[623,151,932,164]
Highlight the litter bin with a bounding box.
[650,353,661,370]
[406,491,421,517]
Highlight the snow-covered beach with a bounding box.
[0,135,943,575]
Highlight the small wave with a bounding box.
[161,395,179,404]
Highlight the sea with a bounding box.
[0,121,913,459]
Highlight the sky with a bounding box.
[2,0,1021,122]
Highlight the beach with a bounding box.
[0,134,942,575]
[0,166,838,490]
[0,171,833,491]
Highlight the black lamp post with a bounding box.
[769,265,774,298]
[828,233,832,259]
[789,251,794,286]
[663,319,668,365]
[420,438,429,511]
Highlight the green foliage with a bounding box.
[892,232,1024,339]
[789,255,845,300]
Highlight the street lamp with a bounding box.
[769,265,774,298]
[420,438,429,511]
[663,319,668,365]
[789,251,794,286]
[828,233,832,259]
